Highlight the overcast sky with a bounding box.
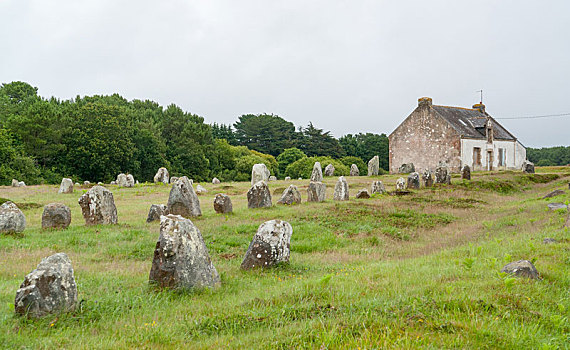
[1,1,569,147]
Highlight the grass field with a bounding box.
[1,168,569,349]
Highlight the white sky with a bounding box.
[1,0,569,147]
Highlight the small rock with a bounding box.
[350,164,360,176]
[78,185,118,225]
[18,181,26,187]
[196,184,208,194]
[398,163,415,174]
[212,177,220,184]
[298,177,302,180]
[543,238,557,244]
[422,169,434,187]
[15,253,78,318]
[307,182,326,202]
[110,181,116,185]
[396,177,406,190]
[146,204,167,223]
[0,201,26,233]
[241,220,293,270]
[543,190,565,199]
[11,179,20,187]
[97,182,103,185]
[154,167,169,184]
[333,176,349,201]
[547,203,568,211]
[501,260,539,279]
[251,164,270,186]
[522,160,535,174]
[269,176,277,182]
[74,182,80,186]
[461,165,471,180]
[83,181,90,186]
[324,164,335,177]
[149,215,220,289]
[371,180,386,194]
[356,189,370,199]
[277,185,301,205]
[58,178,74,194]
[213,194,233,214]
[310,162,323,182]
[170,176,179,184]
[285,176,291,181]
[368,156,379,176]
[167,177,202,217]
[41,203,71,230]
[406,172,420,190]
[247,181,272,209]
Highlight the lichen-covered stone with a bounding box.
[543,238,557,244]
[247,181,272,208]
[212,177,220,184]
[371,180,386,194]
[277,185,301,205]
[12,179,19,187]
[15,253,78,317]
[154,167,169,184]
[83,181,90,186]
[196,184,208,195]
[42,203,71,230]
[324,164,335,177]
[0,201,26,233]
[333,176,349,201]
[356,189,370,199]
[368,156,379,176]
[310,162,323,182]
[167,176,202,218]
[284,176,291,181]
[18,181,26,187]
[149,215,220,289]
[241,220,292,270]
[543,190,565,199]
[169,176,179,184]
[58,178,74,194]
[501,260,539,279]
[461,165,471,180]
[435,166,450,184]
[350,164,360,176]
[251,163,270,186]
[398,163,415,174]
[147,204,167,223]
[78,185,118,225]
[547,203,568,211]
[213,194,233,214]
[522,160,535,174]
[422,170,434,187]
[269,176,277,182]
[116,173,134,187]
[307,182,326,202]
[396,177,406,190]
[126,174,135,187]
[406,172,420,189]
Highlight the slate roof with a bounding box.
[432,105,516,141]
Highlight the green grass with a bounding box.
[0,170,569,349]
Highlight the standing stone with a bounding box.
[58,178,74,194]
[78,185,118,225]
[350,164,360,176]
[247,181,272,209]
[116,173,128,187]
[0,201,26,233]
[75,182,80,186]
[12,179,20,187]
[285,176,291,181]
[311,162,323,182]
[461,165,471,180]
[146,204,167,223]
[356,189,370,199]
[324,164,335,177]
[15,253,78,318]
[196,184,208,195]
[277,185,302,205]
[154,167,170,184]
[18,181,26,187]
[333,176,349,201]
[110,181,116,185]
[170,176,179,184]
[371,180,386,194]
[368,156,380,176]
[307,182,326,202]
[501,260,539,279]
[406,172,420,190]
[97,182,103,185]
[396,177,406,190]
[41,203,71,230]
[398,163,415,174]
[212,177,220,184]
[522,160,535,174]
[149,215,220,289]
[269,176,277,182]
[83,181,90,186]
[126,174,135,187]
[167,176,202,218]
[241,220,293,270]
[251,163,270,186]
[435,166,450,184]
[213,194,233,214]
[422,170,434,187]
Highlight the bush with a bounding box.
[277,148,307,177]
[285,156,350,179]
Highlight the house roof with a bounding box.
[432,105,516,141]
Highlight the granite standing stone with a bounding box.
[368,156,379,176]
[147,204,167,223]
[12,179,20,187]
[277,185,302,205]
[170,176,179,184]
[58,178,74,194]
[461,165,471,180]
[501,260,539,279]
[398,163,415,174]
[154,167,170,184]
[307,182,326,202]
[251,163,270,186]
[149,215,220,289]
[406,172,420,189]
[324,164,335,177]
[396,177,406,191]
[333,176,349,201]
[435,166,450,184]
[284,176,291,181]
[350,164,360,176]
[212,177,221,184]
[196,184,208,194]
[0,201,26,233]
[311,162,323,182]
[42,203,71,230]
[356,189,370,199]
[371,180,386,194]
[241,220,293,270]
[522,160,535,174]
[247,181,272,208]
[422,170,434,187]
[78,185,118,225]
[167,176,202,217]
[213,194,233,214]
[269,176,277,182]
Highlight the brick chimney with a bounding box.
[418,97,432,108]
[472,103,486,114]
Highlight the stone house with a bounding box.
[389,97,526,173]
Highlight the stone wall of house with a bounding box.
[389,98,461,174]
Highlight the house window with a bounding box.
[473,147,482,166]
[498,148,505,166]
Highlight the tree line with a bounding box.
[0,81,389,185]
[527,146,570,166]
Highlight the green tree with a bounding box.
[233,114,297,156]
[284,156,349,179]
[276,147,307,176]
[298,122,344,158]
[0,128,42,185]
[211,123,238,145]
[339,133,389,171]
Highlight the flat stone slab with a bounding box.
[547,203,568,211]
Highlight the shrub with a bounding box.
[277,148,307,177]
[285,156,349,179]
